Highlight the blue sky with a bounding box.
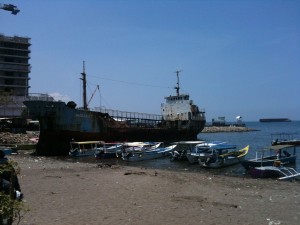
[1,0,299,122]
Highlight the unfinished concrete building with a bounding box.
[0,34,31,117]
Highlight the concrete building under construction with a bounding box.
[0,34,31,117]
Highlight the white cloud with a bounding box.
[49,92,72,102]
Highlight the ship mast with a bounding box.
[80,61,87,110]
[175,70,182,96]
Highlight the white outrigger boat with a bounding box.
[169,141,205,161]
[186,141,237,164]
[69,141,123,158]
[198,145,250,168]
[121,143,177,162]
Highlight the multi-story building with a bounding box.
[0,34,31,117]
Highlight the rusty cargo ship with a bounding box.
[24,69,206,155]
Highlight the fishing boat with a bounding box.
[249,161,300,180]
[23,65,206,156]
[186,141,237,164]
[94,142,124,159]
[241,145,296,170]
[69,140,124,158]
[198,145,249,168]
[118,141,163,158]
[271,133,300,146]
[169,141,205,161]
[69,141,105,157]
[121,143,177,162]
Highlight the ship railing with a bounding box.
[95,107,163,127]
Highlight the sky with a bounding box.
[1,0,300,122]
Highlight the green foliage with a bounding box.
[0,160,29,224]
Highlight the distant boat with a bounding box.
[259,118,291,122]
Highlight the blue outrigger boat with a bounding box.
[241,145,296,170]
[186,141,237,164]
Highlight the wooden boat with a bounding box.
[69,141,104,157]
[198,145,249,168]
[121,143,177,162]
[241,145,296,170]
[271,133,300,146]
[169,141,205,161]
[94,142,124,159]
[186,141,237,164]
[249,161,300,180]
[69,141,124,158]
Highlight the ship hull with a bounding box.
[24,100,205,155]
[37,128,203,155]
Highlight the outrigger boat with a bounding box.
[241,145,296,170]
[198,145,249,168]
[249,162,300,180]
[69,141,105,157]
[69,141,123,158]
[94,142,124,159]
[271,133,300,146]
[186,141,237,164]
[169,141,205,161]
[121,143,177,162]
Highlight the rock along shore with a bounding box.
[202,126,258,133]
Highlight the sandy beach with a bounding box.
[6,151,299,225]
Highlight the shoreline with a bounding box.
[7,152,300,225]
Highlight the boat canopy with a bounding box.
[268,145,294,151]
[255,145,295,153]
[70,141,104,145]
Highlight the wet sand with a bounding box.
[9,152,300,225]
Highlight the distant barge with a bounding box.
[259,118,291,123]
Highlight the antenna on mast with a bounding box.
[80,61,87,110]
[174,70,182,96]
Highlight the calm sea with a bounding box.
[73,121,300,176]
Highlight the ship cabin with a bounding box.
[161,94,203,121]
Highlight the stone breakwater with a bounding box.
[202,126,257,133]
